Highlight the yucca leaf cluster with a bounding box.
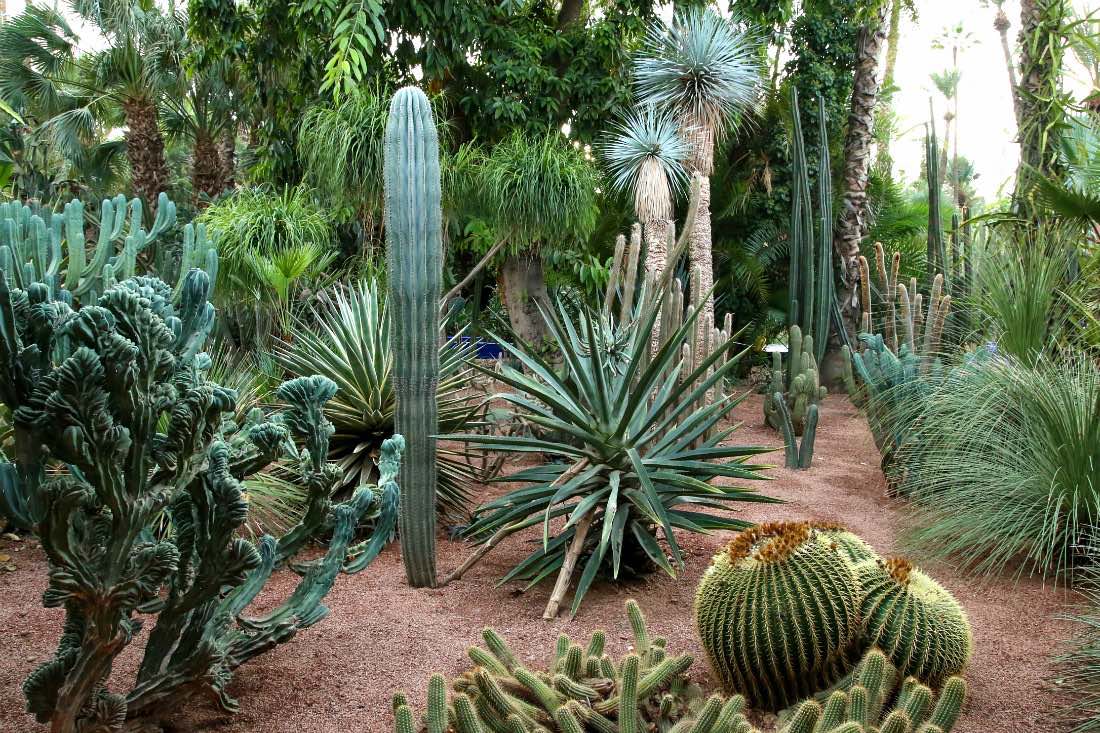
[277,279,479,518]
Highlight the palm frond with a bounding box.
[600,105,689,221]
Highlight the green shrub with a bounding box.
[899,353,1100,580]
[1057,564,1100,732]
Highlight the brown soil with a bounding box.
[0,395,1077,732]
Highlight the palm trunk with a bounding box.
[994,7,1021,124]
[191,130,221,208]
[122,99,168,213]
[834,6,889,342]
[217,127,236,190]
[874,0,903,172]
[643,217,672,277]
[499,253,550,349]
[1015,0,1069,213]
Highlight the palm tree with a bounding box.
[634,7,761,332]
[981,0,1021,124]
[601,105,689,278]
[834,3,890,342]
[1015,0,1072,215]
[0,0,185,210]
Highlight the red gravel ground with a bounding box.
[0,395,1078,732]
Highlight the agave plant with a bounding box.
[449,286,773,618]
[276,279,480,519]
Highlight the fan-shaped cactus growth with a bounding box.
[0,265,401,732]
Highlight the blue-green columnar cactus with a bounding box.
[384,85,443,588]
[0,267,400,732]
[0,193,215,306]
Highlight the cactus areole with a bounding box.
[384,86,443,587]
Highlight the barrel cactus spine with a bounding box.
[384,86,443,588]
[694,521,864,710]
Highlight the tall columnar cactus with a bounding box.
[694,522,864,710]
[925,118,946,281]
[788,88,834,367]
[0,193,214,306]
[0,267,401,732]
[856,557,973,686]
[385,86,443,588]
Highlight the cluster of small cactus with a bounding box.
[385,86,444,588]
[392,598,968,733]
[839,245,952,470]
[0,262,402,730]
[695,522,971,713]
[392,600,719,732]
[778,648,967,733]
[0,192,216,305]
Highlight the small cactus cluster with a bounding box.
[694,522,971,712]
[0,193,216,305]
[779,649,967,733]
[392,600,727,732]
[391,599,968,733]
[764,325,826,469]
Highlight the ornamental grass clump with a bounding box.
[897,353,1100,581]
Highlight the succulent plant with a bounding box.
[392,599,744,733]
[0,266,401,732]
[855,557,972,686]
[384,85,444,588]
[772,393,819,469]
[780,648,968,733]
[0,192,211,305]
[694,522,864,710]
[765,325,827,437]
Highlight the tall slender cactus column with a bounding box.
[384,86,442,588]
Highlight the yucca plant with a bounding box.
[448,281,773,618]
[898,353,1100,581]
[276,279,480,519]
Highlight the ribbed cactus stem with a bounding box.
[618,655,640,733]
[385,86,443,588]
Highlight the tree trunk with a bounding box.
[556,0,585,29]
[191,130,221,208]
[643,218,673,278]
[834,6,889,343]
[122,99,168,214]
[499,253,550,349]
[1014,0,1069,214]
[687,174,714,340]
[994,7,1021,125]
[217,127,236,190]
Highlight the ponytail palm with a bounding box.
[602,106,689,277]
[635,7,761,331]
[276,280,480,519]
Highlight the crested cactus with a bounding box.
[1,268,401,732]
[385,85,444,588]
[694,522,864,710]
[855,558,972,686]
[787,88,834,368]
[764,325,827,437]
[0,193,214,307]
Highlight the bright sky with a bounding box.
[4,0,1094,201]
